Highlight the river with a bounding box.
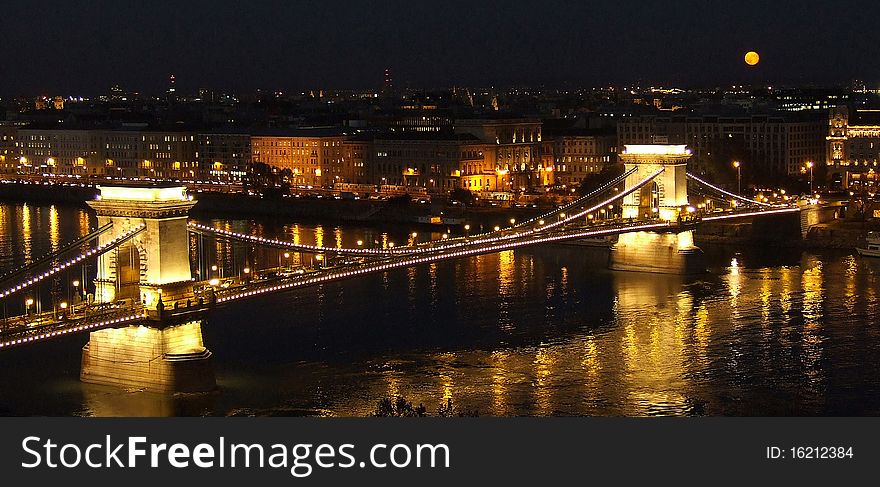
[1,201,879,416]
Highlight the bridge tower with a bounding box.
[80,185,215,393]
[609,145,705,274]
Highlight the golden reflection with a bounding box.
[436,352,456,403]
[728,257,742,311]
[560,266,569,296]
[760,267,772,327]
[533,348,554,415]
[314,225,324,248]
[491,252,512,331]
[21,203,32,264]
[48,205,60,251]
[0,205,8,258]
[291,224,301,245]
[693,304,710,368]
[334,227,343,249]
[843,254,858,314]
[428,263,438,307]
[614,272,691,415]
[498,250,515,296]
[581,336,600,384]
[407,266,418,310]
[800,255,824,383]
[490,350,509,416]
[382,363,402,399]
[78,210,90,237]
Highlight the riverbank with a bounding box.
[0,181,543,231]
[192,192,544,230]
[693,213,877,249]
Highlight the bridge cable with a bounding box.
[686,173,772,207]
[0,224,146,299]
[0,222,113,285]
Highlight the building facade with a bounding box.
[369,134,492,192]
[198,132,250,182]
[545,128,617,186]
[251,129,348,187]
[826,106,880,190]
[618,113,826,181]
[454,118,544,191]
[10,127,244,180]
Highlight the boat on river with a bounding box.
[857,232,880,257]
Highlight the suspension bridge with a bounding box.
[0,145,820,393]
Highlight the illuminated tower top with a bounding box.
[619,144,692,221]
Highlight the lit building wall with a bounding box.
[619,114,826,179]
[197,132,250,182]
[15,129,106,176]
[12,128,210,180]
[454,119,543,191]
[825,106,880,190]
[341,139,368,184]
[138,132,199,180]
[0,124,17,174]
[550,133,617,186]
[369,137,492,192]
[251,134,346,187]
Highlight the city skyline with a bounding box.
[2,0,880,96]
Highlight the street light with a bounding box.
[806,161,814,194]
[733,161,741,195]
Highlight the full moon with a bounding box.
[744,51,760,66]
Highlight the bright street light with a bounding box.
[733,161,741,195]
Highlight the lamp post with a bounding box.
[806,161,814,195]
[733,161,741,195]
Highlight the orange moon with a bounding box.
[744,51,760,66]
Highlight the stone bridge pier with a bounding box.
[80,185,215,393]
[609,145,705,274]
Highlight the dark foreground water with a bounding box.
[1,201,880,416]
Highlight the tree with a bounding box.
[577,164,625,196]
[372,396,427,417]
[449,188,475,206]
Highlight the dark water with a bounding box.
[1,201,880,416]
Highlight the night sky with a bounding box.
[1,0,879,95]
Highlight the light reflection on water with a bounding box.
[1,202,880,416]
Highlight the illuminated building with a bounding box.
[138,131,199,179]
[369,133,492,192]
[12,128,223,180]
[774,88,848,112]
[826,106,880,191]
[454,118,543,191]
[15,129,107,176]
[619,113,826,179]
[0,123,16,174]
[383,106,454,133]
[544,125,617,186]
[341,137,369,183]
[197,131,250,182]
[251,128,348,187]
